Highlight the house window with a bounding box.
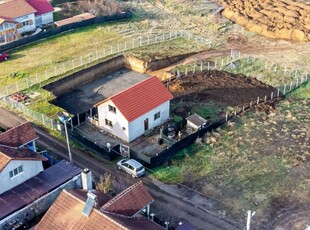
[154,112,160,120]
[108,105,116,113]
[9,165,23,178]
[23,21,29,26]
[105,119,113,127]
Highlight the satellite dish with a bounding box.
[107,143,111,148]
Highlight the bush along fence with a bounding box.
[0,30,210,98]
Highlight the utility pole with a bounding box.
[57,111,73,165]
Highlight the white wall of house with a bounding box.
[0,22,17,43]
[36,12,53,26]
[97,100,170,142]
[0,160,44,194]
[128,101,170,142]
[14,13,36,33]
[97,100,129,142]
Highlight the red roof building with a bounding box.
[0,122,38,148]
[96,76,173,142]
[26,0,54,16]
[35,181,163,230]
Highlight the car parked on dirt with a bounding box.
[117,158,145,178]
[0,52,9,61]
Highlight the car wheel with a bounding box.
[131,174,135,178]
[4,57,7,60]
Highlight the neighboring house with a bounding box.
[26,0,54,27]
[55,13,95,27]
[0,122,42,194]
[95,76,174,142]
[0,16,18,43]
[35,181,164,230]
[0,0,53,43]
[0,146,46,194]
[0,160,82,230]
[0,0,37,34]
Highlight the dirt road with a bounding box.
[0,107,241,230]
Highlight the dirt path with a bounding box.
[0,106,241,230]
[149,43,310,79]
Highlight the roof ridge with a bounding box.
[101,181,143,210]
[64,190,128,230]
[95,76,156,107]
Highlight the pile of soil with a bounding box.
[169,70,276,117]
[218,0,310,41]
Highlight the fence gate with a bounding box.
[119,143,130,158]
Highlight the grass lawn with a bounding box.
[153,80,310,222]
[0,21,131,86]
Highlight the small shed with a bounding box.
[186,113,207,130]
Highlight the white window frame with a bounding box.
[9,165,24,179]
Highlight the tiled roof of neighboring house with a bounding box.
[100,181,154,217]
[26,0,54,16]
[0,16,17,24]
[55,13,95,27]
[0,160,82,220]
[0,0,37,19]
[0,122,38,147]
[97,76,173,122]
[0,146,47,172]
[35,182,163,230]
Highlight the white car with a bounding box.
[117,159,145,178]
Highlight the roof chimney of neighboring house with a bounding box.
[82,191,98,217]
[81,168,93,190]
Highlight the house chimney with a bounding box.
[81,168,93,190]
[82,191,97,217]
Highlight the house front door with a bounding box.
[144,118,149,131]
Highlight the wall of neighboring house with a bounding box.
[35,12,53,26]
[97,100,129,142]
[128,101,170,142]
[15,13,36,33]
[0,160,44,194]
[0,22,17,43]
[0,174,81,230]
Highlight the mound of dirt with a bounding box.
[218,0,310,41]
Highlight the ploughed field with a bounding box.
[218,0,310,41]
[169,70,276,120]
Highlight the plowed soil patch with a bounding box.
[169,70,276,118]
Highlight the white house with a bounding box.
[0,146,46,194]
[95,76,174,142]
[0,122,44,194]
[0,0,37,34]
[26,0,54,26]
[0,0,53,43]
[0,16,18,43]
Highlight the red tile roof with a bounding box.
[36,183,163,230]
[55,13,95,27]
[0,0,37,19]
[100,181,154,217]
[97,76,173,122]
[26,0,54,16]
[0,122,38,147]
[0,146,47,172]
[0,16,17,24]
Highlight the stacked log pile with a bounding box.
[217,0,310,41]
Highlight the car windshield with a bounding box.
[136,166,144,172]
